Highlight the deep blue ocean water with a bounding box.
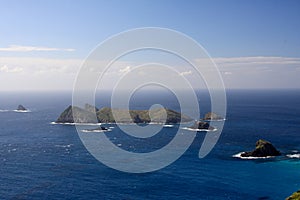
[0,90,300,200]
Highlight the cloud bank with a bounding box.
[0,45,75,52]
[0,56,299,90]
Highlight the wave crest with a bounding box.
[287,154,300,159]
[232,152,275,160]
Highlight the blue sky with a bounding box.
[0,0,300,90]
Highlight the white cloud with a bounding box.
[0,57,135,91]
[0,57,81,75]
[0,57,82,91]
[0,65,23,73]
[119,66,131,74]
[213,56,300,66]
[193,56,300,89]
[0,45,75,52]
[179,70,192,76]
[194,56,300,74]
[0,55,299,90]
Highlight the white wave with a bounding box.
[13,110,31,113]
[0,109,31,112]
[8,148,17,153]
[81,129,112,133]
[181,127,217,132]
[287,154,300,159]
[232,152,275,160]
[55,144,73,148]
[163,124,174,128]
[204,118,226,122]
[50,122,102,126]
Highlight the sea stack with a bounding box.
[241,139,281,157]
[17,105,27,111]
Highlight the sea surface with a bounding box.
[0,90,300,200]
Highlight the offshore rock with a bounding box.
[189,121,215,130]
[241,139,281,157]
[17,105,27,111]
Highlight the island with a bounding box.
[241,139,281,158]
[56,105,193,124]
[17,105,27,111]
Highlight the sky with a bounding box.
[0,0,300,91]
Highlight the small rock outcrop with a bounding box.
[17,105,27,111]
[241,139,281,157]
[84,126,109,132]
[203,112,223,120]
[189,121,214,130]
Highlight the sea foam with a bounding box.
[181,127,217,132]
[287,154,300,159]
[232,152,275,160]
[13,110,31,113]
[81,129,112,133]
[50,122,102,126]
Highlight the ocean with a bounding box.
[0,90,300,199]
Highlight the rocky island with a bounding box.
[241,139,281,158]
[56,105,193,124]
[188,121,215,131]
[16,105,27,111]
